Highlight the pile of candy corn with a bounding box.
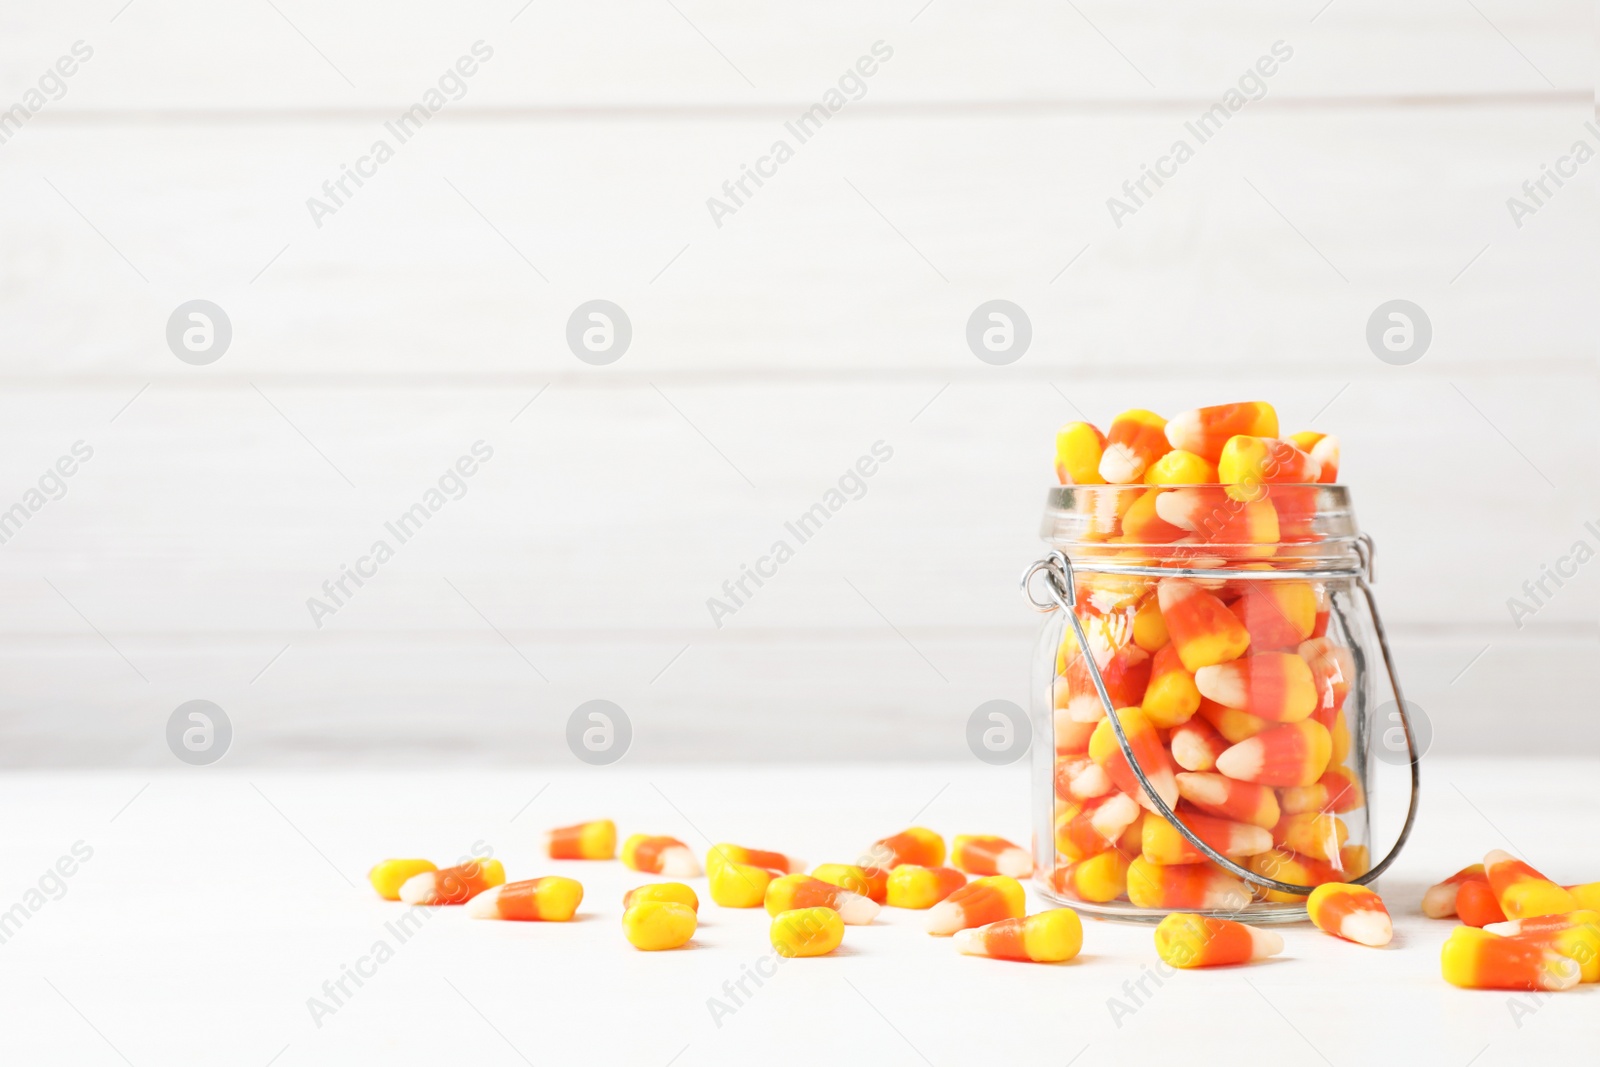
[370,822,1596,986]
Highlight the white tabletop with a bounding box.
[2,758,1595,1066]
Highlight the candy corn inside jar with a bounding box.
[1022,403,1420,924]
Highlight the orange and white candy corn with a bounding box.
[885,865,967,910]
[872,828,945,870]
[1227,582,1317,652]
[1056,755,1114,802]
[1215,720,1332,788]
[1155,913,1283,968]
[951,835,1033,878]
[1457,878,1509,928]
[1142,811,1272,866]
[1141,645,1201,729]
[1120,488,1189,544]
[770,907,844,958]
[1218,436,1321,500]
[1176,772,1280,829]
[467,876,583,922]
[1055,794,1141,863]
[1132,593,1169,652]
[1288,431,1340,483]
[1276,812,1349,865]
[1126,858,1251,912]
[1198,699,1271,745]
[1098,409,1171,484]
[1165,402,1280,464]
[623,900,697,951]
[1050,851,1131,904]
[621,834,701,878]
[810,864,890,904]
[1054,422,1107,485]
[624,882,699,912]
[369,859,437,901]
[707,843,805,875]
[1157,579,1252,673]
[1484,913,1600,983]
[709,860,776,909]
[1060,644,1151,723]
[1088,708,1179,813]
[956,909,1084,963]
[1307,883,1391,946]
[764,874,879,925]
[545,819,616,861]
[1249,849,1339,903]
[1485,850,1578,921]
[1487,910,1600,939]
[1194,653,1317,724]
[1280,768,1364,816]
[1155,490,1280,550]
[1170,717,1231,773]
[1441,927,1581,991]
[926,876,1027,936]
[399,858,506,906]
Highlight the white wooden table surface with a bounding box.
[2,758,1594,1065]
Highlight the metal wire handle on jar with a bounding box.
[1021,544,1421,898]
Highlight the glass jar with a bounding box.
[1022,484,1419,924]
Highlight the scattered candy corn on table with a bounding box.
[2,760,1594,1066]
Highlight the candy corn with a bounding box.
[1145,450,1219,486]
[1125,858,1251,912]
[545,819,616,861]
[1157,579,1252,673]
[708,843,805,875]
[1218,436,1321,500]
[1194,653,1317,723]
[1099,409,1171,484]
[369,859,436,901]
[872,828,946,870]
[1089,708,1180,813]
[1132,594,1170,652]
[1055,794,1141,863]
[1055,422,1107,485]
[1288,431,1341,482]
[1141,645,1202,729]
[1307,883,1391,946]
[621,834,701,878]
[1141,811,1273,866]
[1165,402,1279,464]
[467,877,583,922]
[1456,878,1509,928]
[1279,768,1364,816]
[951,835,1033,878]
[1170,718,1231,773]
[1215,720,1332,788]
[1227,582,1317,651]
[770,907,845,958]
[708,859,776,909]
[1277,813,1349,865]
[1441,927,1581,991]
[956,909,1084,963]
[885,866,967,910]
[1050,851,1132,904]
[927,876,1027,936]
[623,882,699,913]
[1176,772,1281,829]
[1156,913,1283,968]
[1485,850,1578,921]
[623,901,697,951]
[398,859,505,906]
[764,874,880,925]
[1481,914,1600,983]
[811,864,890,904]
[1569,883,1600,910]
[1056,755,1114,802]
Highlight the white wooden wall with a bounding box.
[0,1,1593,765]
